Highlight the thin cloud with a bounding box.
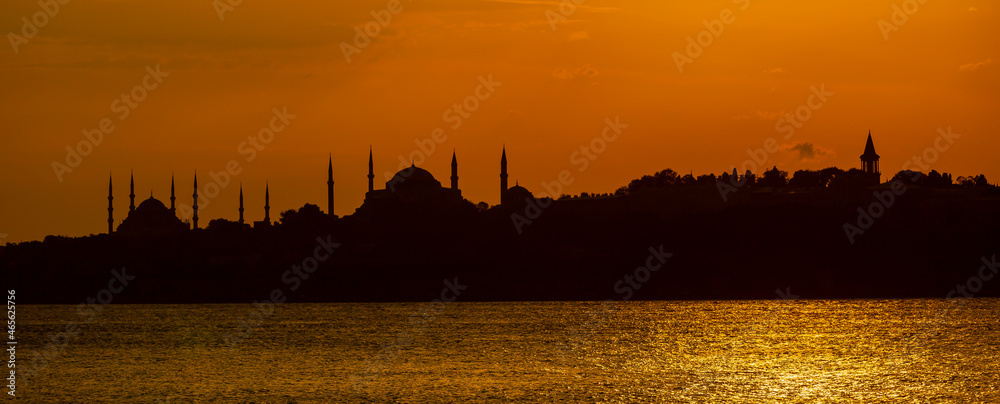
[734,110,785,121]
[960,59,992,72]
[552,64,599,80]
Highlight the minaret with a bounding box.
[367,147,374,193]
[327,154,335,216]
[860,131,881,184]
[170,173,176,215]
[192,171,199,229]
[129,170,136,214]
[264,181,271,224]
[238,183,245,225]
[107,173,114,234]
[500,146,509,200]
[451,150,459,190]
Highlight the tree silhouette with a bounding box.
[759,166,788,188]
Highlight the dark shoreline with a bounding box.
[7,184,1000,305]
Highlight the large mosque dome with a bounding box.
[117,196,187,236]
[387,165,442,190]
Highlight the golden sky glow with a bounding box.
[1,0,997,242]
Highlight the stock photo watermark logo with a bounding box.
[384,74,500,190]
[177,106,295,220]
[545,0,585,31]
[213,0,246,21]
[51,65,169,183]
[511,116,627,234]
[340,0,410,63]
[19,268,134,388]
[672,0,750,73]
[899,253,997,355]
[6,0,70,55]
[223,235,339,349]
[350,277,468,392]
[717,84,833,201]
[555,245,670,358]
[878,0,931,41]
[843,126,959,244]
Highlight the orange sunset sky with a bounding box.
[1,0,997,243]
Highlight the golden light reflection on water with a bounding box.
[16,299,1000,402]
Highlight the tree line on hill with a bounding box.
[556,167,995,199]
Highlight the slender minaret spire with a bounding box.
[129,170,136,214]
[192,171,199,229]
[264,181,271,224]
[451,149,459,190]
[170,173,176,215]
[500,146,509,201]
[327,154,335,216]
[107,173,114,234]
[238,183,245,225]
[367,146,374,193]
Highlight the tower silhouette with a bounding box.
[860,131,880,184]
[170,173,176,215]
[328,154,334,216]
[367,147,375,193]
[129,170,136,214]
[107,173,114,234]
[500,146,508,201]
[239,183,245,225]
[192,172,199,229]
[264,181,271,224]
[451,150,458,190]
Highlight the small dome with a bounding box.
[502,183,534,206]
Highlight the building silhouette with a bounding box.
[861,131,881,184]
[102,134,890,235]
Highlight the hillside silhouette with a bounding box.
[5,162,999,304]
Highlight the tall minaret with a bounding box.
[170,173,176,215]
[500,146,509,200]
[192,171,199,229]
[129,170,136,214]
[238,183,245,225]
[264,181,271,224]
[327,154,335,216]
[860,130,881,184]
[367,147,374,193]
[451,150,459,190]
[107,173,114,234]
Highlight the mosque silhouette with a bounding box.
[106,134,883,235]
[105,144,556,235]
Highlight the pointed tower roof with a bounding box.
[501,145,507,163]
[861,131,879,159]
[452,149,457,165]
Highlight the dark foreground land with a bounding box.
[5,184,1000,304]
